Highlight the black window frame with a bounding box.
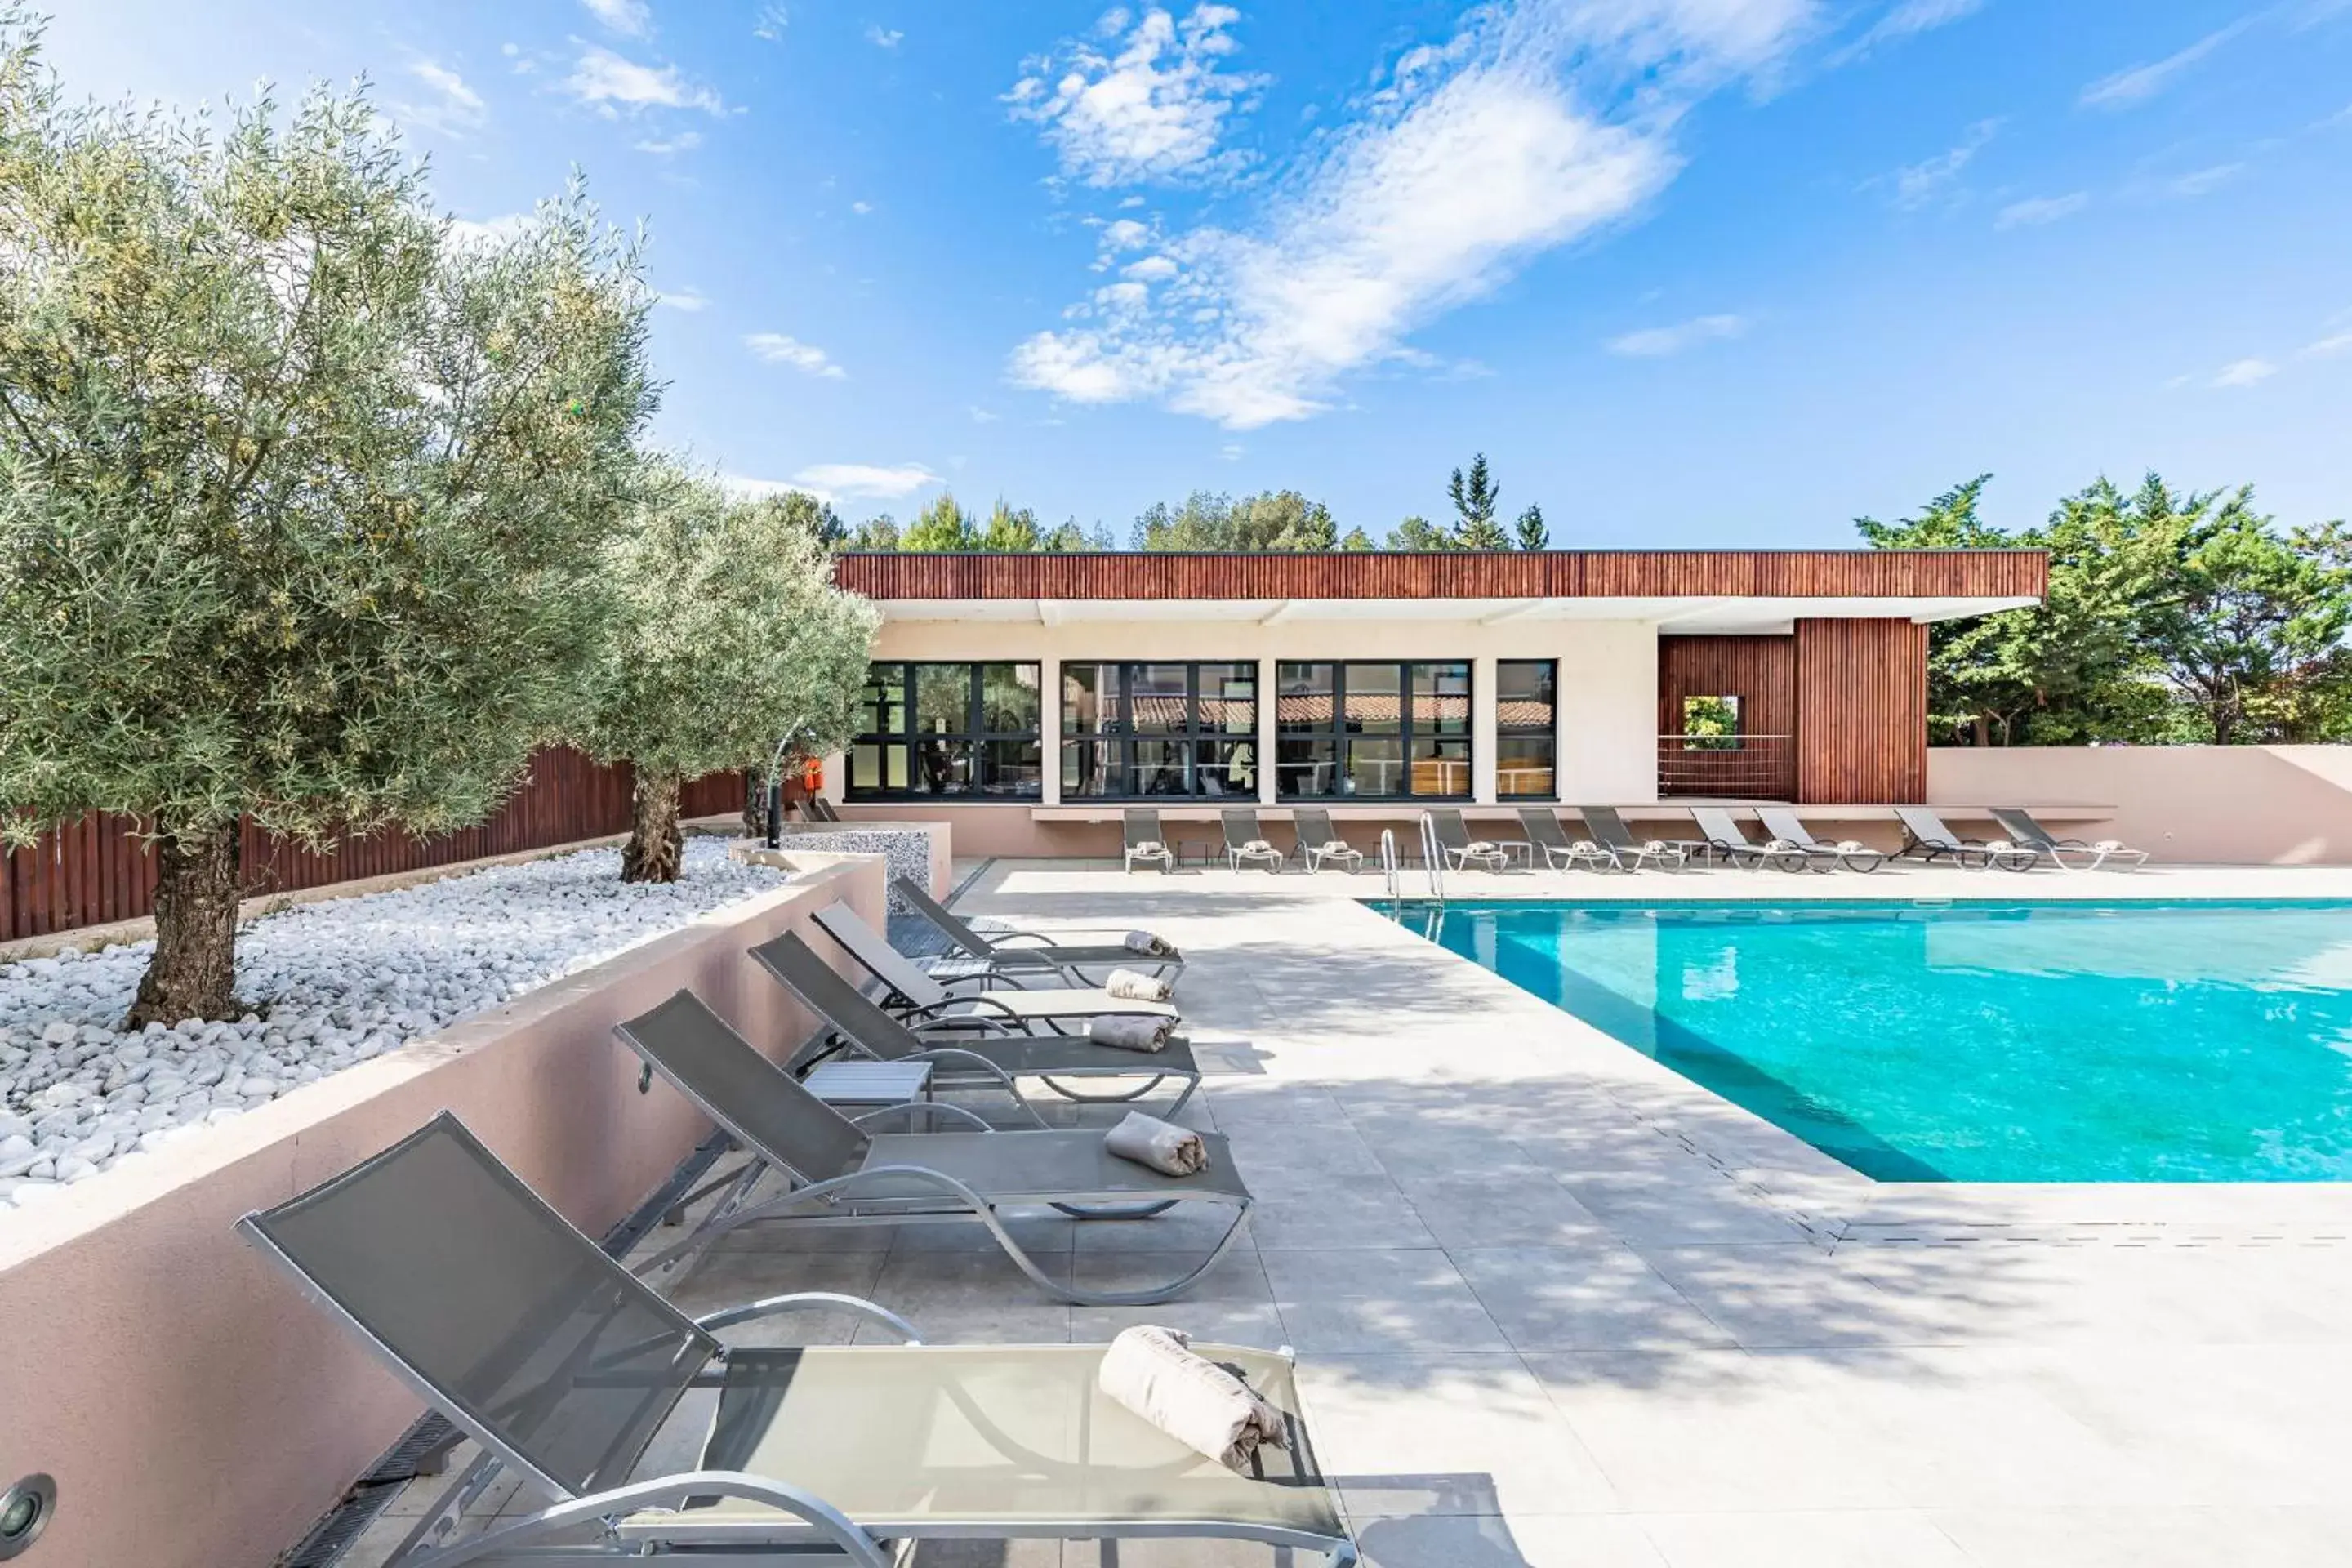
[1060,660,1259,801]
[1495,658,1559,800]
[846,660,1043,801]
[1276,659,1474,802]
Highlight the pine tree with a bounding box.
[1448,453,1508,549]
[1516,503,1549,550]
[901,492,981,550]
[1388,515,1454,550]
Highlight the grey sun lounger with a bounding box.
[1989,808,2149,871]
[804,793,841,822]
[813,902,1179,1035]
[1292,807,1364,871]
[239,1112,1349,1568]
[616,991,1251,1300]
[1123,808,1176,872]
[1579,806,1688,871]
[1894,806,2038,871]
[1686,807,1813,871]
[1427,808,1513,871]
[1221,808,1284,871]
[889,875,1183,985]
[1756,807,1886,872]
[752,930,1201,1118]
[1516,808,1597,870]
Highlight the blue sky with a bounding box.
[41,0,2352,545]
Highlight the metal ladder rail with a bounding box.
[1379,828,1401,902]
[1418,811,1446,904]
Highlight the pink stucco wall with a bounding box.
[1930,745,2352,865]
[0,851,887,1568]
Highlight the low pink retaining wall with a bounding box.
[0,852,888,1568]
[1929,746,2352,865]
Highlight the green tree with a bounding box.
[573,463,879,881]
[1339,526,1377,550]
[901,492,979,550]
[1388,515,1453,550]
[844,514,901,550]
[1448,453,1508,549]
[979,498,1042,553]
[1133,489,1339,550]
[0,26,656,1024]
[760,489,846,549]
[1516,503,1549,551]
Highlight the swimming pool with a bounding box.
[1390,900,2352,1183]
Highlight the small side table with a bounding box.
[802,1058,934,1115]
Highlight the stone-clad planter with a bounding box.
[0,851,890,1568]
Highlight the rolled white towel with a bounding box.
[1090,1014,1173,1053]
[1105,968,1174,1003]
[1834,840,1870,853]
[1135,839,1167,854]
[1124,929,1180,957]
[1465,840,1498,854]
[1098,1325,1285,1473]
[1105,1111,1208,1176]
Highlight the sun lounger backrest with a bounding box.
[1426,808,1472,849]
[813,902,947,1008]
[751,931,924,1066]
[1579,806,1637,849]
[1688,807,1751,846]
[890,875,993,957]
[1989,808,2054,848]
[1756,808,1819,848]
[1222,808,1264,847]
[617,991,873,1185]
[1517,808,1573,849]
[1894,805,1959,847]
[1294,807,1342,847]
[240,1111,716,1498]
[1124,808,1165,849]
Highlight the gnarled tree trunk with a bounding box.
[741,768,766,840]
[622,767,684,883]
[127,817,244,1029]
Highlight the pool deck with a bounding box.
[350,857,2352,1566]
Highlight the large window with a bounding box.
[1276,661,1472,800]
[1497,660,1557,799]
[1062,662,1258,799]
[849,662,1042,799]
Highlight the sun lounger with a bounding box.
[1427,808,1513,871]
[1292,808,1363,872]
[238,1111,1348,1568]
[1894,806,2038,871]
[1989,808,2149,871]
[1686,807,1813,871]
[813,902,1179,1034]
[890,876,1183,985]
[612,991,1249,1297]
[1221,809,1284,871]
[1124,808,1176,872]
[804,793,841,822]
[1756,807,1886,872]
[1579,806,1688,871]
[752,930,1202,1117]
[1507,808,1608,871]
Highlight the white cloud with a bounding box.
[1007,4,1267,186]
[1887,118,1998,209]
[564,45,725,116]
[1218,443,1244,460]
[1099,218,1152,251]
[969,405,1000,422]
[790,462,940,501]
[850,199,874,214]
[2213,357,2277,388]
[1117,193,1147,207]
[1124,255,1180,281]
[1605,312,1748,357]
[396,60,487,140]
[1009,0,1811,428]
[1995,191,2088,229]
[580,0,652,38]
[754,5,788,41]
[633,130,704,154]
[446,212,532,249]
[657,287,709,311]
[2167,163,2243,198]
[719,474,806,500]
[2301,330,2352,358]
[1831,0,1982,63]
[746,332,847,378]
[2081,21,2250,109]
[866,24,904,48]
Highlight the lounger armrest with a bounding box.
[850,1101,995,1132]
[492,1472,895,1567]
[900,995,1022,1024]
[697,1291,924,1344]
[982,929,1062,947]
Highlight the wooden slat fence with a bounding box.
[2,751,750,943]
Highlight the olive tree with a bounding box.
[574,464,880,882]
[0,20,656,1025]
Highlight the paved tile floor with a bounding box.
[346,858,2352,1566]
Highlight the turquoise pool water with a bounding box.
[1390,900,2352,1183]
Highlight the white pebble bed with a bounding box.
[0,840,788,1210]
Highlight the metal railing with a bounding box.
[1379,828,1401,901]
[1418,811,1446,904]
[1655,733,1794,800]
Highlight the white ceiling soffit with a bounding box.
[871,595,2039,627]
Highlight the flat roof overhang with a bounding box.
[834,550,2046,632]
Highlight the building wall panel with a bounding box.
[1793,617,1929,804]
